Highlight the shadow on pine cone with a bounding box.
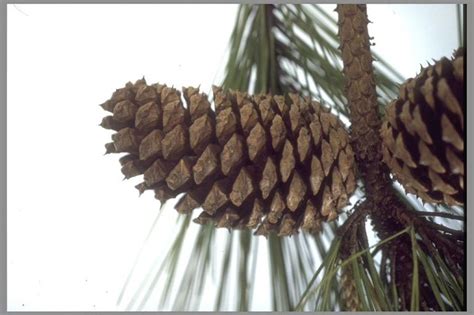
[99,79,357,236]
[380,48,465,206]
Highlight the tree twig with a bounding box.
[414,210,464,221]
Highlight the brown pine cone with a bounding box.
[340,264,360,311]
[100,79,357,236]
[380,49,465,206]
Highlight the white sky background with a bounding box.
[7,4,460,311]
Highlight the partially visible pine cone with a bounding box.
[341,264,360,311]
[380,49,465,206]
[99,79,357,236]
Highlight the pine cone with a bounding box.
[99,79,357,236]
[380,49,464,206]
[341,264,360,311]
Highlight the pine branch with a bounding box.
[111,4,464,312]
[335,4,464,310]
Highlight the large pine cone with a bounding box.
[380,49,464,206]
[100,79,357,236]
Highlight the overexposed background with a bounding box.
[7,4,460,311]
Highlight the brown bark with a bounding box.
[337,4,393,206]
[336,4,461,310]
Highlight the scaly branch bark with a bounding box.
[336,4,397,208]
[336,5,447,310]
